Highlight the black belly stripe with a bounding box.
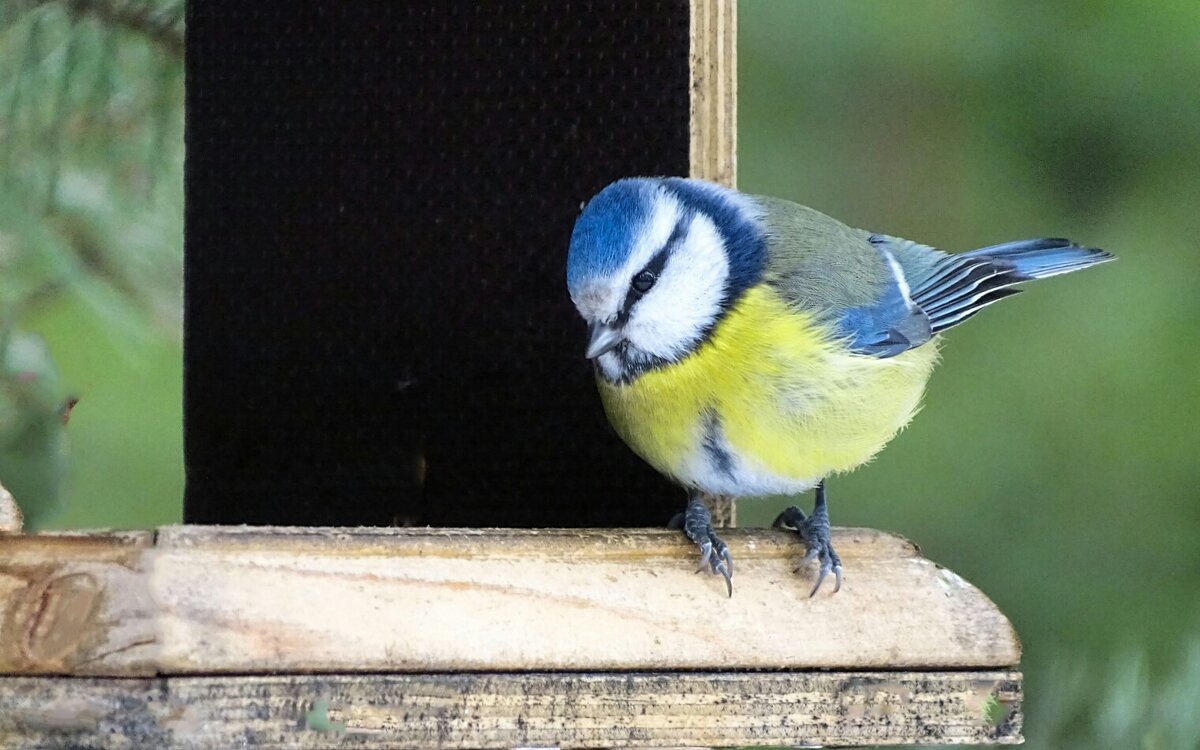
[701,410,736,480]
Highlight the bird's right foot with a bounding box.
[773,480,843,597]
[670,495,733,597]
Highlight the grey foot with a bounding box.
[670,495,733,597]
[773,479,843,597]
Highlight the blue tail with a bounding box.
[906,237,1113,334]
[962,238,1114,280]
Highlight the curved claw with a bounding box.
[679,496,735,597]
[715,561,733,597]
[696,542,734,596]
[696,540,714,572]
[808,565,828,598]
[715,547,733,597]
[805,547,844,597]
[807,554,843,597]
[780,482,844,596]
[794,546,818,572]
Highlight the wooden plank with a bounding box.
[689,0,737,187]
[0,526,1019,676]
[0,671,1022,748]
[0,531,156,676]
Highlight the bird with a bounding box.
[565,176,1113,597]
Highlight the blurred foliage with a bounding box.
[1039,640,1200,749]
[739,2,1200,748]
[0,0,183,528]
[0,326,69,528]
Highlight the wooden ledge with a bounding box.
[0,526,1019,675]
[0,525,1022,746]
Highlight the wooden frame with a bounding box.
[691,0,738,187]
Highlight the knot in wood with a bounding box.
[19,571,101,666]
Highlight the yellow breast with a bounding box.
[597,285,939,495]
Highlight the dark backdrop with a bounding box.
[184,1,691,526]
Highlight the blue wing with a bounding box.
[837,235,1112,358]
[835,236,932,357]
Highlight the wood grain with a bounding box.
[0,531,156,675]
[0,526,1020,676]
[689,0,737,187]
[0,671,1022,748]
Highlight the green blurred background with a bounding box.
[0,0,184,531]
[2,1,1198,747]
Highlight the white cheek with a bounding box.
[625,215,729,360]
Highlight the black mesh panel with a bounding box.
[184,1,690,526]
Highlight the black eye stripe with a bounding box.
[616,215,690,322]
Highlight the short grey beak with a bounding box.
[585,322,623,359]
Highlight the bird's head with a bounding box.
[566,178,766,383]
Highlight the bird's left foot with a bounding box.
[773,480,842,597]
[670,495,733,597]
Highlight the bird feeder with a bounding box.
[0,2,1021,746]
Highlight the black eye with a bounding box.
[631,269,657,294]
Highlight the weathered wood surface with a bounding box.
[0,526,1020,676]
[690,0,737,187]
[0,531,156,675]
[0,671,1022,748]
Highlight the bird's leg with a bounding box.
[773,479,843,596]
[668,492,733,597]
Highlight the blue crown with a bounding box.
[566,179,656,296]
[566,178,766,300]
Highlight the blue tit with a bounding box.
[566,177,1112,597]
